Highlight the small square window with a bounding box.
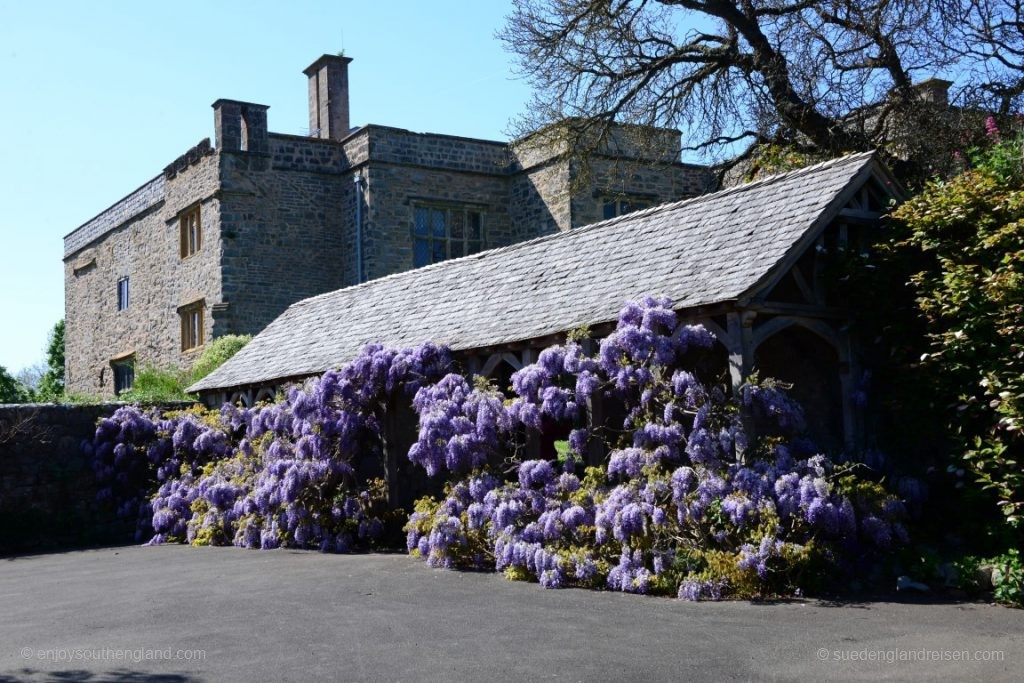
[112,359,134,395]
[179,206,201,258]
[117,277,130,311]
[180,302,204,351]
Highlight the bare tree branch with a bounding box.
[501,0,1023,179]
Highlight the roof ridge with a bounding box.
[289,150,878,312]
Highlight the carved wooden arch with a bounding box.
[750,316,848,363]
[749,314,858,450]
[480,351,525,378]
[228,389,254,408]
[254,386,277,404]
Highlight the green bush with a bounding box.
[109,334,249,404]
[190,334,251,383]
[61,392,104,405]
[891,127,1024,534]
[955,550,1023,607]
[991,549,1024,607]
[118,366,195,404]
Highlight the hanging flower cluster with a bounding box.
[406,297,908,599]
[89,343,453,551]
[89,294,908,601]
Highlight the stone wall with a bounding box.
[64,148,223,396]
[363,125,511,174]
[509,158,572,237]
[218,143,352,336]
[570,157,715,228]
[63,175,166,258]
[0,404,131,553]
[269,132,356,172]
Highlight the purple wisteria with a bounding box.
[89,294,908,601]
[90,342,453,552]
[405,296,908,599]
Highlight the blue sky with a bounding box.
[0,0,530,374]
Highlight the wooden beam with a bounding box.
[747,302,848,319]
[838,208,882,221]
[789,266,817,305]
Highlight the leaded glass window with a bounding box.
[413,205,484,267]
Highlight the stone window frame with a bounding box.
[116,276,130,311]
[179,299,205,352]
[111,353,135,396]
[599,193,654,220]
[411,203,485,268]
[179,205,202,259]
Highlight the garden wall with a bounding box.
[0,403,185,554]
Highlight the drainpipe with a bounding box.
[353,172,365,284]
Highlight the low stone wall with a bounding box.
[1,404,141,554]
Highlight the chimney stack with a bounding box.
[304,54,352,141]
[212,99,269,153]
[914,77,953,105]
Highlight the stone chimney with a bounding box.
[304,54,352,141]
[914,78,953,104]
[212,99,269,153]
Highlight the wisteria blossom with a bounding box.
[91,296,907,601]
[91,342,453,552]
[405,297,907,599]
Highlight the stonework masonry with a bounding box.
[0,404,134,552]
[63,55,715,398]
[65,145,222,396]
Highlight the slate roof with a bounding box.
[191,151,888,393]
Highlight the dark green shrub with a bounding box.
[190,334,251,383]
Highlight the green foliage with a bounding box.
[0,365,33,403]
[553,439,570,464]
[743,144,828,182]
[190,334,251,383]
[891,131,1024,532]
[991,549,1024,607]
[36,319,65,402]
[954,550,1024,607]
[61,392,104,405]
[565,325,591,343]
[118,366,196,404]
[966,120,1024,184]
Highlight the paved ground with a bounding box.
[0,546,1021,682]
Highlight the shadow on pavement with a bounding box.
[1,544,139,562]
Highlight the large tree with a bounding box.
[943,0,1024,113]
[0,365,32,404]
[500,0,1023,177]
[36,319,64,402]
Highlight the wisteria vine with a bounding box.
[404,296,908,599]
[88,295,907,601]
[87,343,452,551]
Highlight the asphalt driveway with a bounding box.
[1,546,1021,682]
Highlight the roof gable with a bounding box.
[191,151,892,392]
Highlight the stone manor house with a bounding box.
[63,55,712,397]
